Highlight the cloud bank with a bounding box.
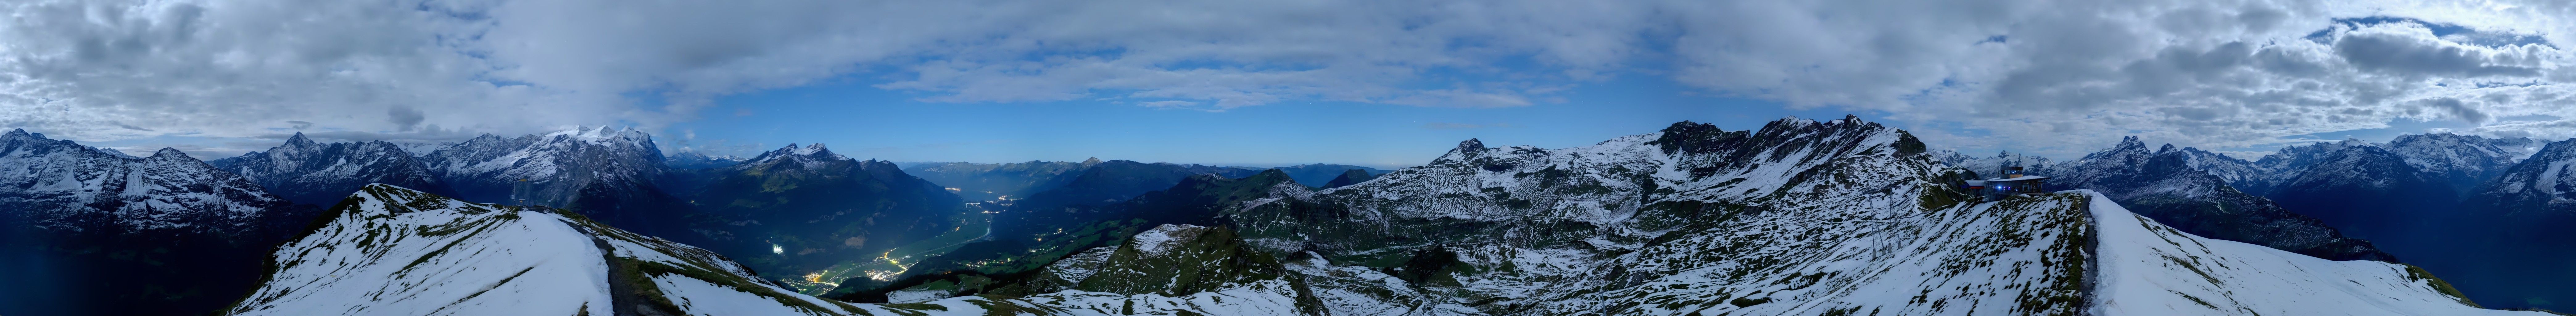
[0,0,2571,154]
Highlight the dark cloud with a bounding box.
[250,125,478,143]
[287,121,314,130]
[2421,98,2492,123]
[388,106,425,131]
[2336,31,2544,77]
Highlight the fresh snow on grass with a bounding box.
[226,184,1098,316]
[228,187,614,316]
[653,275,829,316]
[2083,190,2548,316]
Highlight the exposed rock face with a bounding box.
[1321,168,1379,189]
[1262,164,1390,189]
[418,126,669,208]
[209,132,450,206]
[1,130,306,234]
[0,129,316,316]
[418,126,693,238]
[2449,138,2576,308]
[2386,133,2541,196]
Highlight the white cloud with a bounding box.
[0,0,2572,157]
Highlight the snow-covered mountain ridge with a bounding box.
[2004,136,2394,261]
[1043,116,2524,315]
[418,126,669,207]
[226,184,1093,316]
[208,132,449,206]
[0,128,302,234]
[2081,191,2528,315]
[1,128,317,315]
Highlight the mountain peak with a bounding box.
[148,147,191,160]
[1650,120,1746,155]
[94,147,139,159]
[2157,143,2177,154]
[4,128,26,139]
[746,143,848,164]
[798,143,831,156]
[1660,121,1718,133]
[2078,136,2156,162]
[1455,138,1487,153]
[544,125,653,146]
[283,132,319,148]
[1082,157,1103,164]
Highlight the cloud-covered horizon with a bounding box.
[3,0,2573,157]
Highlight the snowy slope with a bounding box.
[2083,190,2533,316]
[1018,224,1411,316]
[226,184,1098,316]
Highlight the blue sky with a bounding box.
[666,75,1862,168]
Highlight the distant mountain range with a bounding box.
[818,117,2542,315]
[901,160,1388,200]
[1943,131,2576,310]
[1252,163,1392,188]
[4,119,2566,315]
[1941,138,2394,262]
[0,129,316,316]
[207,133,451,206]
[664,150,746,170]
[903,159,1101,201]
[664,143,972,290]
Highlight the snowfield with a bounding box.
[2082,190,2537,316]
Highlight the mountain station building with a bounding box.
[1966,166,2049,199]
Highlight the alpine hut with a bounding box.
[1978,165,2049,199]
